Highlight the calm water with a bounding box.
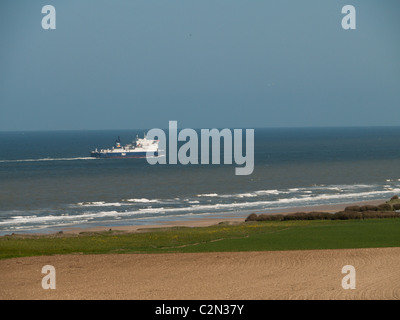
[1,127,400,235]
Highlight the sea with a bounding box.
[1,127,400,235]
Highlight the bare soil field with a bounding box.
[1,247,400,300]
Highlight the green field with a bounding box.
[1,218,400,260]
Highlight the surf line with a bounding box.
[145,121,254,175]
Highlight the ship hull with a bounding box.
[90,151,158,159]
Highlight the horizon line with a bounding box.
[1,124,400,133]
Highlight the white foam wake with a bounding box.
[0,157,95,163]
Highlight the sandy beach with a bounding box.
[60,199,386,234]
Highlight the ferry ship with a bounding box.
[90,134,159,158]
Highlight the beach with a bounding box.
[59,199,386,234]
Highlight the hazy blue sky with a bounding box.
[0,0,399,131]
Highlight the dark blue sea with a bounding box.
[1,127,400,235]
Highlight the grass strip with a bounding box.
[1,219,400,259]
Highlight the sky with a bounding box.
[0,0,399,131]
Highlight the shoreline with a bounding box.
[59,198,387,235]
[1,198,389,237]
